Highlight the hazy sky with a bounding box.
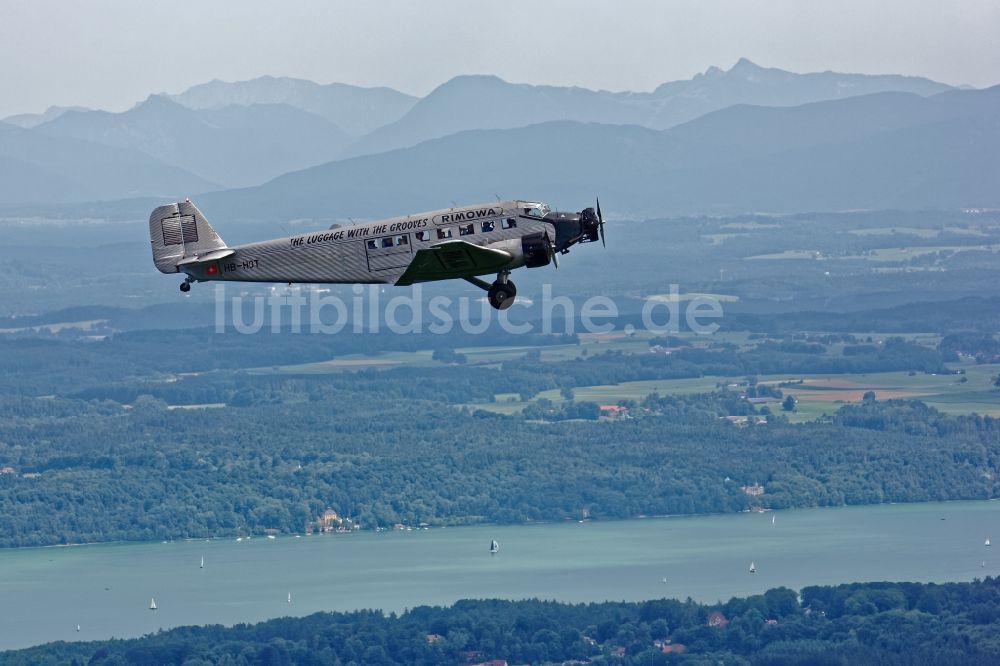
[1,0,998,118]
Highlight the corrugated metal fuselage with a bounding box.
[181,201,551,285]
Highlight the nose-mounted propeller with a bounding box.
[543,199,605,264]
[579,198,606,247]
[596,197,605,247]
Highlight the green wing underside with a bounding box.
[395,241,512,286]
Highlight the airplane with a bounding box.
[149,198,605,309]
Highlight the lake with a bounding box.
[2,500,999,651]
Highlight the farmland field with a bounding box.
[474,363,1000,421]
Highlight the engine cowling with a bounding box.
[520,232,552,268]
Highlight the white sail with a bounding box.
[200,556,204,568]
[287,592,292,604]
[490,539,500,553]
[749,561,756,573]
[149,598,157,610]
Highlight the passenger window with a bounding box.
[395,234,408,246]
[459,223,474,236]
[502,218,517,229]
[366,240,378,250]
[415,231,430,242]
[481,220,495,233]
[437,228,453,239]
[381,237,394,248]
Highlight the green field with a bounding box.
[719,221,781,230]
[243,329,997,424]
[245,329,759,376]
[863,245,998,262]
[776,363,1000,422]
[247,350,437,375]
[848,226,940,238]
[849,225,994,238]
[644,292,740,303]
[746,249,822,260]
[701,232,747,245]
[746,245,998,263]
[473,363,1000,422]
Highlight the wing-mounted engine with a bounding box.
[520,232,553,268]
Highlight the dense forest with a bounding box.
[8,578,1000,665]
[0,384,996,546]
[0,317,995,547]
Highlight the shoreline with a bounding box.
[6,496,998,553]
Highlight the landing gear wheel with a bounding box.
[179,281,191,293]
[488,281,516,310]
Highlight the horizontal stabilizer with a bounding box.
[176,248,236,266]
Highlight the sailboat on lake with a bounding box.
[749,561,756,574]
[490,539,500,554]
[200,556,204,569]
[149,598,157,610]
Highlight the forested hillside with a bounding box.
[1,317,996,548]
[1,382,996,547]
[9,578,1000,665]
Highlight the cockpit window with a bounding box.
[522,204,550,218]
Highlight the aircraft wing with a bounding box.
[395,241,512,286]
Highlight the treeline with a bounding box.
[0,327,577,396]
[0,391,997,547]
[9,578,1000,665]
[0,326,949,401]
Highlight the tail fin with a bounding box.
[149,200,228,274]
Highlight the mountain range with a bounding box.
[0,121,216,204]
[2,105,89,129]
[196,85,1000,220]
[1,59,995,213]
[33,96,352,188]
[164,76,417,137]
[343,59,953,157]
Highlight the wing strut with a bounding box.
[463,276,492,291]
